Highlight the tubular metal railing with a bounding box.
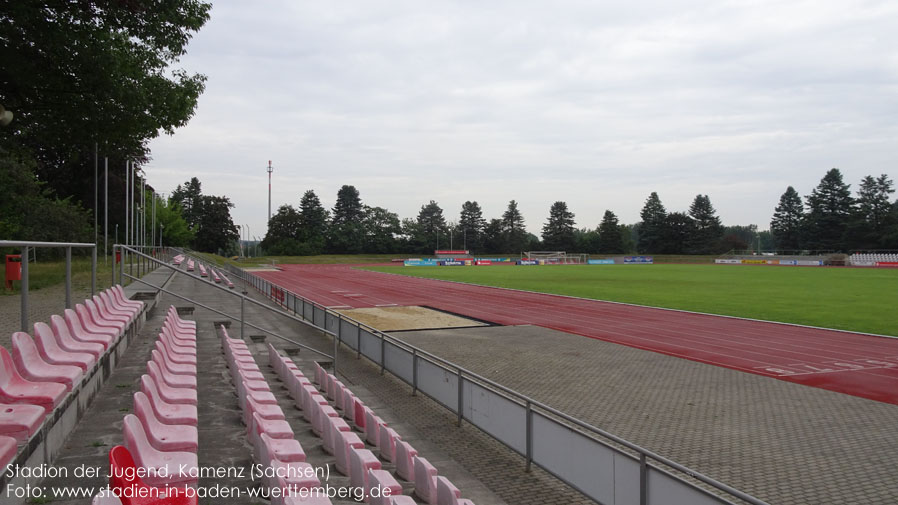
[0,240,98,332]
[200,254,770,505]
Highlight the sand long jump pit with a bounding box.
[336,305,489,332]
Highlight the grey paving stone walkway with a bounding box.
[392,324,898,505]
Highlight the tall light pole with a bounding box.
[267,160,273,225]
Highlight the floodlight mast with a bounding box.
[267,160,273,225]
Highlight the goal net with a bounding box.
[523,251,587,264]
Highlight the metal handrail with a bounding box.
[117,245,334,362]
[222,259,769,505]
[0,240,97,332]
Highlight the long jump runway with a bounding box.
[256,264,898,405]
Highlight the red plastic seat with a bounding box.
[145,371,196,406]
[133,392,198,453]
[34,322,95,371]
[147,360,195,389]
[140,375,197,426]
[152,349,195,377]
[11,332,83,391]
[0,403,45,442]
[62,310,115,349]
[0,436,17,474]
[50,316,105,359]
[0,347,66,412]
[75,304,121,339]
[107,445,196,504]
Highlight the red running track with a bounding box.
[256,264,898,405]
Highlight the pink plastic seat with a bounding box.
[94,294,133,325]
[166,306,195,329]
[101,289,139,318]
[364,408,385,445]
[395,442,418,481]
[312,404,339,436]
[414,456,438,504]
[107,445,195,505]
[133,392,198,453]
[244,395,285,428]
[100,290,139,319]
[34,322,95,371]
[63,310,114,349]
[388,497,417,505]
[75,303,121,339]
[251,411,294,439]
[274,475,333,505]
[0,347,66,412]
[0,436,17,475]
[147,360,195,389]
[0,403,46,442]
[11,332,83,391]
[50,317,105,359]
[85,299,127,333]
[436,476,475,505]
[112,285,144,312]
[342,391,358,425]
[256,431,305,463]
[163,320,195,342]
[157,340,196,366]
[123,415,197,488]
[368,469,402,505]
[334,430,365,476]
[159,332,196,356]
[349,448,381,494]
[379,427,400,463]
[322,416,351,456]
[140,375,197,426]
[152,349,195,377]
[145,371,196,406]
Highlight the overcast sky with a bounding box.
[145,1,898,238]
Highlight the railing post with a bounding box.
[111,245,116,286]
[640,452,648,505]
[65,246,72,309]
[412,349,418,396]
[240,295,246,339]
[356,321,361,359]
[380,332,385,375]
[119,245,124,286]
[91,245,97,295]
[333,319,339,375]
[526,400,533,472]
[457,367,463,426]
[21,246,29,333]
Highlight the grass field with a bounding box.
[364,264,898,336]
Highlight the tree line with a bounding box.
[264,168,896,257]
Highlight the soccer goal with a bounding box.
[524,251,587,264]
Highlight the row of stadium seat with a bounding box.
[0,286,144,472]
[268,341,476,505]
[172,254,234,288]
[849,253,898,264]
[92,305,200,504]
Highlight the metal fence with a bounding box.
[0,240,98,332]
[215,258,769,505]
